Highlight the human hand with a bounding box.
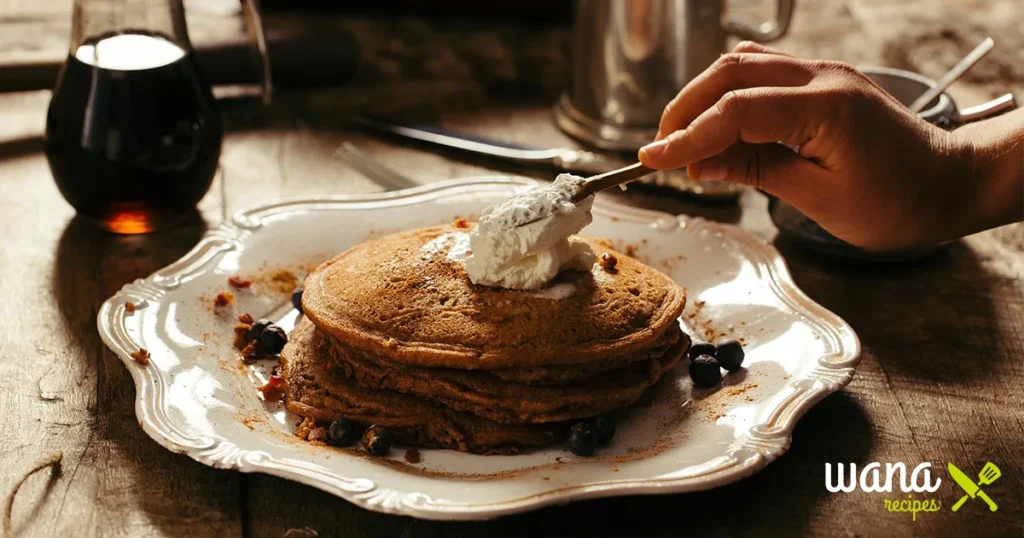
[638,41,978,250]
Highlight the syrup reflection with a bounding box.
[54,212,207,355]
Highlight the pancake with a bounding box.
[484,327,680,385]
[281,318,564,454]
[324,324,688,424]
[302,224,686,370]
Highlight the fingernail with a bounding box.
[640,139,668,159]
[693,161,726,181]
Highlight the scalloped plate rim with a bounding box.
[96,176,862,521]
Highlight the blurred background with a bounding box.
[2,0,1019,111]
[0,0,1020,225]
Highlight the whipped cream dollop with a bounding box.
[464,174,596,290]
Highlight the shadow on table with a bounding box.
[773,236,1009,383]
[51,215,245,534]
[0,134,43,160]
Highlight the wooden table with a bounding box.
[1,1,1021,536]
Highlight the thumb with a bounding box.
[687,142,824,201]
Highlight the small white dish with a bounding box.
[97,176,861,520]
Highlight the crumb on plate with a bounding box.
[214,291,234,307]
[130,348,150,365]
[228,275,253,289]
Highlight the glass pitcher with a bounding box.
[44,0,223,234]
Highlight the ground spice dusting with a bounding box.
[263,269,299,294]
[725,383,759,397]
[452,217,470,229]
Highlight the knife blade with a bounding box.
[948,463,980,497]
[351,115,627,175]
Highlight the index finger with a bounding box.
[641,87,816,170]
[731,40,795,56]
[655,53,812,140]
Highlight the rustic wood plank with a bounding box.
[0,0,1021,536]
[0,88,242,537]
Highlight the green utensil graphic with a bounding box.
[949,462,1000,512]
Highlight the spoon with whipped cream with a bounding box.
[570,162,655,203]
[509,162,655,227]
[463,164,654,291]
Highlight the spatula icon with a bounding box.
[949,462,1000,512]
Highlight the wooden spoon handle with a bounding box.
[572,163,656,202]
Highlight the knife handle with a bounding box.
[977,491,998,511]
[951,494,969,512]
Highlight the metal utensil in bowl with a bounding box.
[908,37,993,114]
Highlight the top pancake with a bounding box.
[302,224,686,369]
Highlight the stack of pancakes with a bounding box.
[281,223,688,454]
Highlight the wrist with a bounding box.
[952,113,1024,235]
[916,127,979,245]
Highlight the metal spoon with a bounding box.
[509,163,655,227]
[908,37,994,113]
[571,162,655,202]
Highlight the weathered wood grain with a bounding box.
[0,88,240,536]
[0,0,1021,537]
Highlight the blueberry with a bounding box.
[567,421,599,456]
[717,340,745,373]
[688,342,717,360]
[291,287,304,314]
[594,416,616,446]
[327,418,360,446]
[250,318,272,341]
[259,324,288,355]
[689,355,722,388]
[362,425,393,456]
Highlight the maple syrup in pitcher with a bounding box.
[45,0,221,234]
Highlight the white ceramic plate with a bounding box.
[97,177,861,521]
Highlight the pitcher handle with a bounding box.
[725,0,795,43]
